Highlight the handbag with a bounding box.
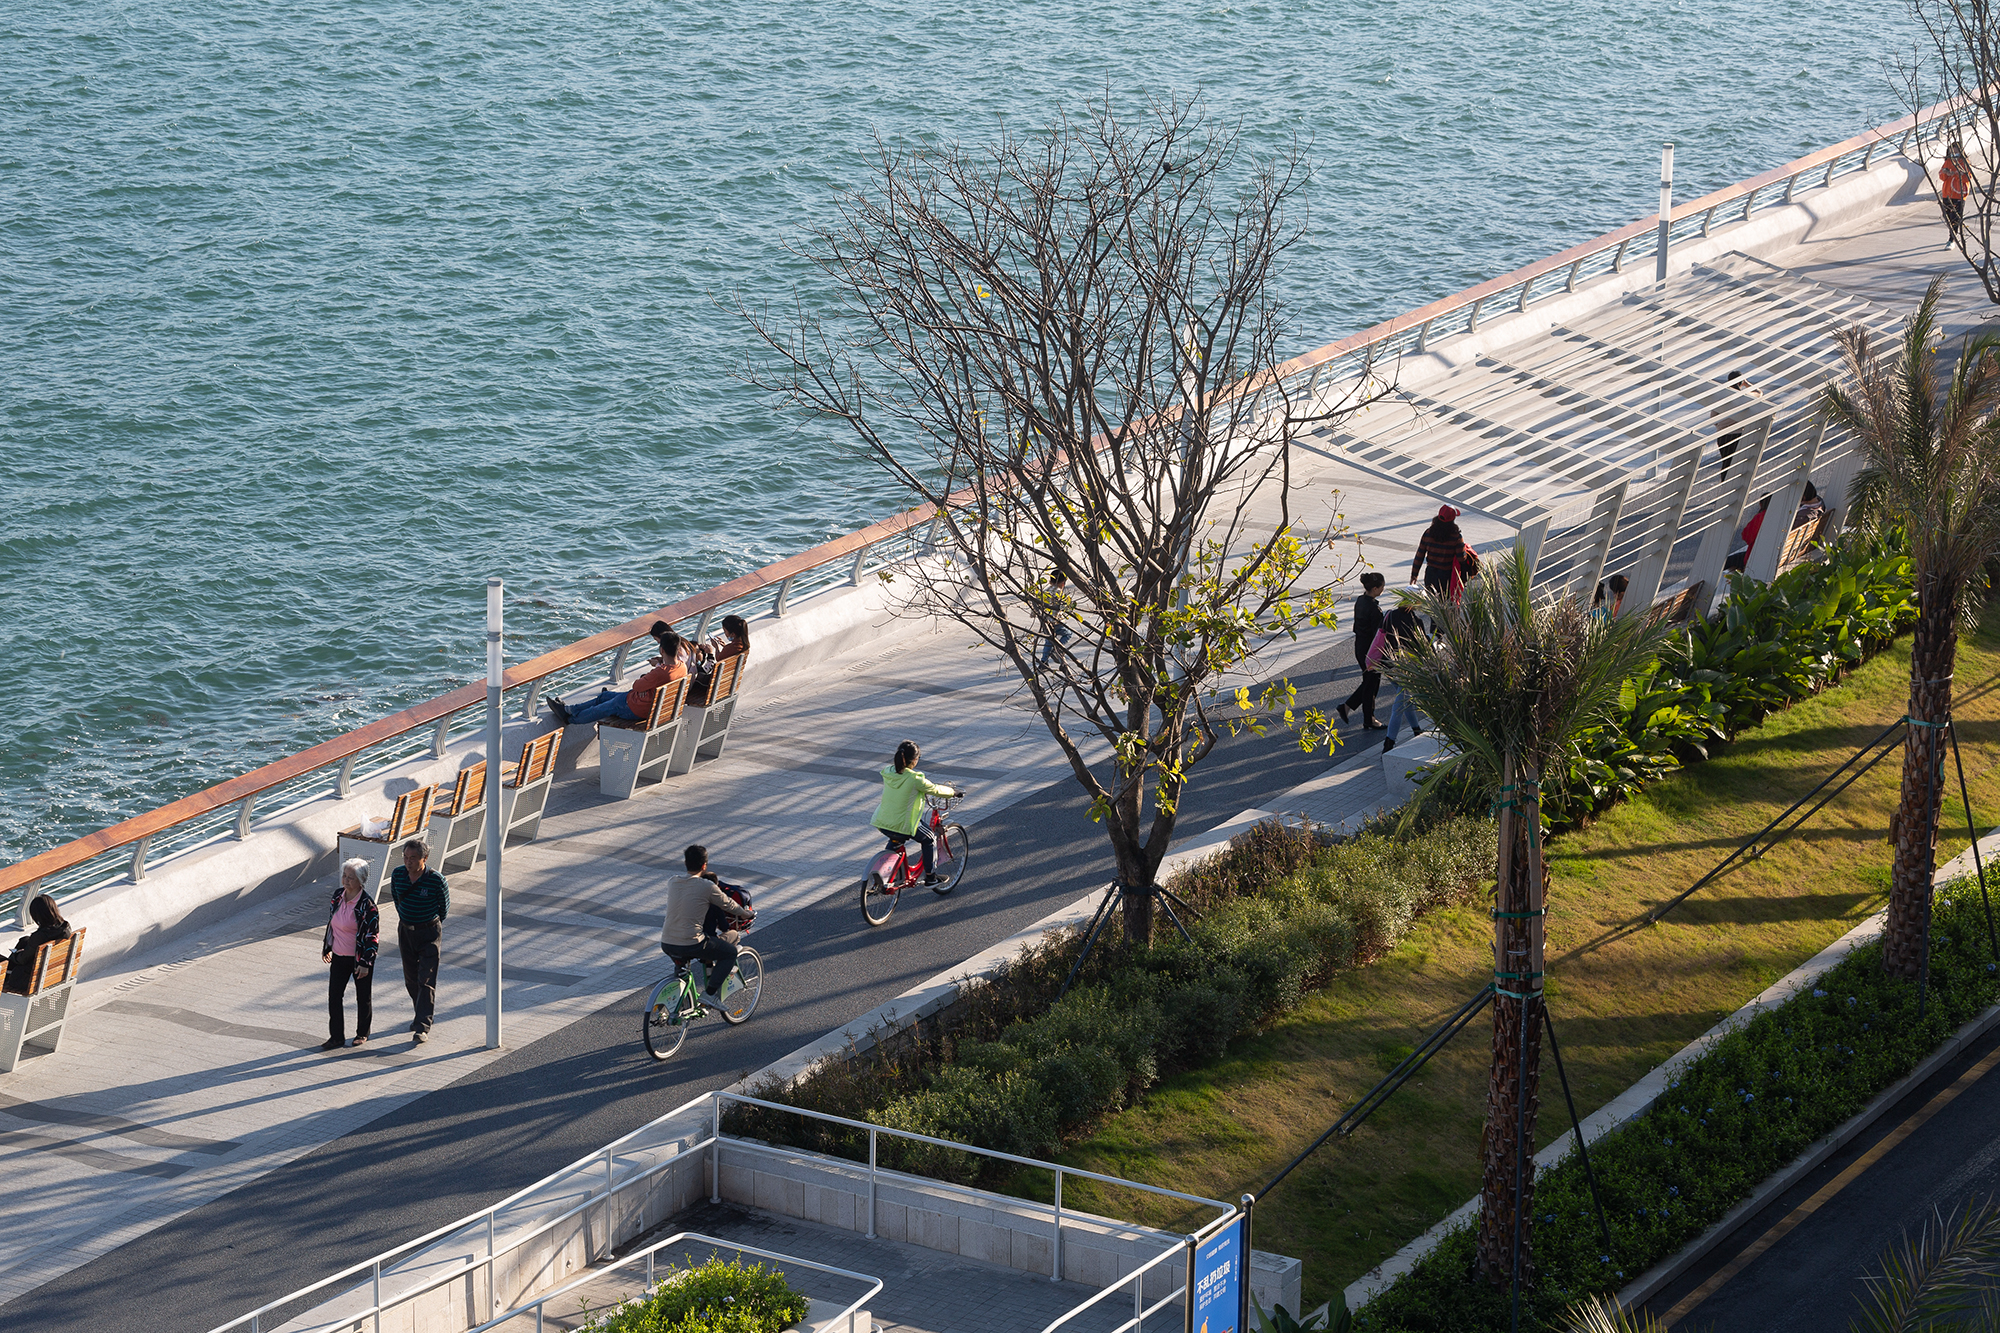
[1365,629,1388,670]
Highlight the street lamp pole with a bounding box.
[483,577,504,1050]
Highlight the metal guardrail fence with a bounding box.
[209,1090,1236,1333]
[3,101,1968,925]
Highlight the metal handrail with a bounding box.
[215,1089,1237,1333]
[208,1090,718,1333]
[1039,1213,1238,1333]
[466,1231,881,1333]
[1249,98,1965,415]
[0,505,938,908]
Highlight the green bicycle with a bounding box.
[641,946,764,1061]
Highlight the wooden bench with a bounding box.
[670,652,746,776]
[0,927,86,1073]
[1646,580,1708,627]
[598,676,690,799]
[1775,508,1834,576]
[429,764,488,875]
[334,786,435,894]
[500,730,561,842]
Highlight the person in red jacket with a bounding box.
[1724,496,1773,573]
[1941,141,1972,237]
[550,629,688,726]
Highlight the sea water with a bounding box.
[1,0,1913,862]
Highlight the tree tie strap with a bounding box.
[1907,717,1950,729]
[1495,986,1543,1001]
[1494,969,1544,981]
[1492,909,1546,919]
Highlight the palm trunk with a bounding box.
[1477,757,1546,1287]
[1884,583,1959,980]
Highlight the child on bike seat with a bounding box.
[871,741,960,886]
[661,844,751,1001]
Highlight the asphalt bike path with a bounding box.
[0,642,1367,1333]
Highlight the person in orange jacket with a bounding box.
[1941,141,1971,237]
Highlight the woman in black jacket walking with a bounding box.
[1337,572,1389,730]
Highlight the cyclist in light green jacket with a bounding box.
[871,741,961,885]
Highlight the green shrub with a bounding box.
[580,1257,809,1333]
[1357,887,2000,1332]
[871,1067,1059,1181]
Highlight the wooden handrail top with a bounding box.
[0,499,941,897]
[0,101,1951,900]
[1265,104,1936,389]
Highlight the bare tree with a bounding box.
[744,97,1375,944]
[1900,1,2000,301]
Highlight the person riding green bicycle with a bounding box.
[872,741,961,886]
[660,844,751,1008]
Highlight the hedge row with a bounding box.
[580,1257,809,1333]
[725,814,1497,1181]
[1357,888,2000,1332]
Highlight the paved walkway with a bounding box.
[0,463,1414,1325]
[0,160,1977,1333]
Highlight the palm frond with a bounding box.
[1561,1294,1671,1333]
[1385,551,1672,788]
[1849,1196,2000,1333]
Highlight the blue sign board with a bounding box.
[1190,1217,1244,1333]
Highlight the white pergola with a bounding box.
[1299,253,1899,611]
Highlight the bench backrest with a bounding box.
[707,652,746,706]
[28,927,86,994]
[645,676,690,730]
[387,787,434,843]
[512,731,560,787]
[443,763,486,816]
[1646,581,1708,627]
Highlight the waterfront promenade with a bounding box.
[0,127,1991,1331]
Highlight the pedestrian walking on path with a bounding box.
[1338,571,1389,731]
[1374,599,1430,751]
[1408,506,1467,596]
[388,839,448,1043]
[1941,141,1972,237]
[322,859,380,1050]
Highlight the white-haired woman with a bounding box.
[321,858,381,1050]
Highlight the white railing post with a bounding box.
[866,1129,878,1239]
[602,1149,615,1257]
[711,1096,722,1204]
[1467,296,1484,331]
[235,794,257,840]
[1516,274,1536,312]
[1701,204,1717,236]
[693,608,715,644]
[518,680,542,722]
[431,715,451,760]
[1415,316,1434,352]
[773,573,798,618]
[129,835,151,883]
[15,881,40,931]
[372,1259,382,1333]
[850,543,870,586]
[488,1211,498,1312]
[1566,256,1583,291]
[1824,156,1839,187]
[1739,184,1758,222]
[608,641,631,685]
[1784,170,1800,203]
[1612,237,1630,272]
[336,754,358,798]
[1052,1167,1063,1282]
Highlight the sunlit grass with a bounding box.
[1050,611,2000,1310]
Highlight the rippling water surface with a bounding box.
[1,0,1912,862]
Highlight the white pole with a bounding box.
[484,577,504,1050]
[1656,142,1675,284]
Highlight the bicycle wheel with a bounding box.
[641,976,689,1061]
[861,872,898,926]
[931,824,971,895]
[719,947,763,1025]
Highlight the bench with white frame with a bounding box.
[429,764,488,875]
[670,652,746,777]
[499,730,561,842]
[597,678,690,800]
[0,927,86,1073]
[334,787,435,895]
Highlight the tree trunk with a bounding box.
[1884,585,1959,980]
[1477,758,1546,1288]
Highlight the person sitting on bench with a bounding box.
[689,615,750,706]
[5,895,72,995]
[550,629,687,727]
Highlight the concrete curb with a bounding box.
[1345,827,2000,1314]
[732,807,1277,1094]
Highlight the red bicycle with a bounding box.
[860,793,971,926]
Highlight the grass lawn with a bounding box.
[1047,612,2000,1310]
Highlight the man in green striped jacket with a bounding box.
[389,839,449,1044]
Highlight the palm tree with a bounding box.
[1389,552,1668,1289]
[1823,276,2000,981]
